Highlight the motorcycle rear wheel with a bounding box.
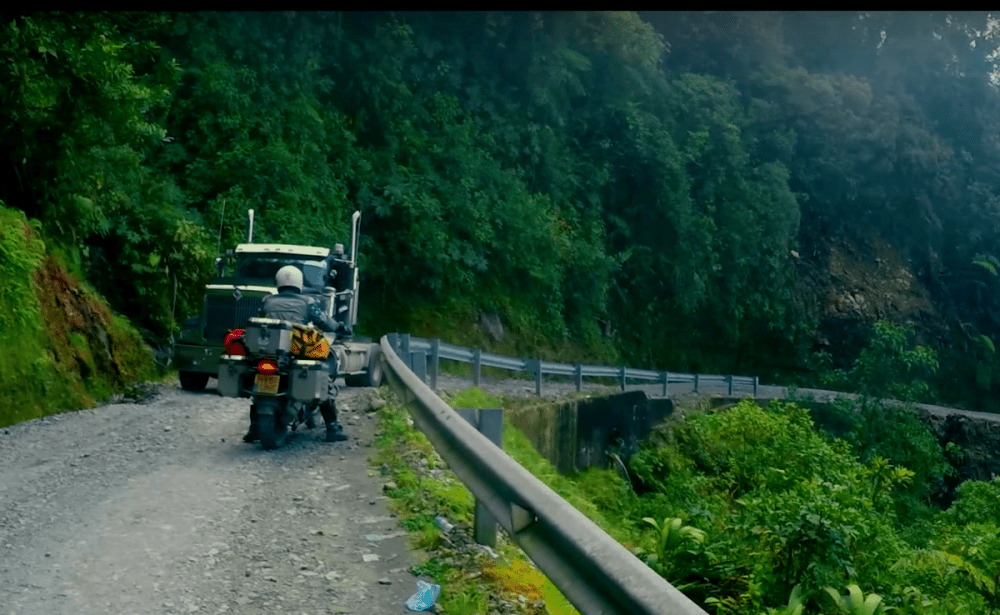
[257,398,287,450]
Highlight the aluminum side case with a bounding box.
[217,355,251,398]
[243,317,294,357]
[290,360,331,403]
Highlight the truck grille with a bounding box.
[205,294,265,345]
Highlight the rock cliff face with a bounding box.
[797,235,948,364]
[919,409,1000,482]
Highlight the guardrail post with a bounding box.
[694,373,700,393]
[574,363,583,392]
[620,365,627,391]
[387,333,398,354]
[410,351,427,383]
[727,374,733,396]
[430,339,440,389]
[534,359,542,396]
[400,333,411,364]
[472,348,482,387]
[454,408,502,548]
[661,371,669,397]
[754,376,759,397]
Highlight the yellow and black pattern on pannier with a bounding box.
[290,324,330,359]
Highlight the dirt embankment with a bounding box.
[0,244,157,427]
[34,255,156,395]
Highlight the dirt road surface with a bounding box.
[0,382,424,615]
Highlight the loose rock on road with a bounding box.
[0,381,423,615]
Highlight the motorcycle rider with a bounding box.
[243,264,351,444]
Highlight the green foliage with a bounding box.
[972,257,998,276]
[0,12,218,340]
[0,205,44,338]
[866,456,916,507]
[446,387,504,410]
[0,202,160,425]
[762,584,807,615]
[821,321,938,402]
[823,584,895,615]
[5,9,1000,425]
[0,204,82,424]
[381,385,1000,615]
[640,517,707,576]
[810,322,955,510]
[942,478,1000,526]
[625,399,999,612]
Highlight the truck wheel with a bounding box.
[362,346,386,387]
[257,398,287,450]
[180,371,209,392]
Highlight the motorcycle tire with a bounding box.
[257,398,287,450]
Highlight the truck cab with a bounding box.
[174,211,365,392]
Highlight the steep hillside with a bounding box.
[0,205,157,427]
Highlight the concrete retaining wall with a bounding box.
[504,388,1000,481]
[505,391,673,475]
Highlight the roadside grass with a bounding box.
[372,387,589,615]
[442,387,643,549]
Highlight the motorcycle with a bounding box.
[217,317,337,450]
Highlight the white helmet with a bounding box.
[275,265,303,291]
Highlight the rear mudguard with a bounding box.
[253,396,285,416]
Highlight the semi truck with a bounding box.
[172,210,384,391]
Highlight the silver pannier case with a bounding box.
[290,360,330,402]
[218,355,250,398]
[243,317,294,356]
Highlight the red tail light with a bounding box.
[224,329,246,356]
[256,359,278,375]
[224,329,245,347]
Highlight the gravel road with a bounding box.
[0,381,423,615]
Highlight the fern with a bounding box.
[972,257,998,276]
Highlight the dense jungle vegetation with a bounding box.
[4,11,1000,614]
[384,364,1000,615]
[1,11,999,409]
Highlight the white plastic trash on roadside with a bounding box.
[406,580,441,612]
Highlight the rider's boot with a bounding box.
[243,404,260,443]
[320,400,348,442]
[325,421,348,442]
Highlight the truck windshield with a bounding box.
[234,256,328,290]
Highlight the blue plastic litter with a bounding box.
[365,534,382,542]
[433,516,454,533]
[405,580,441,612]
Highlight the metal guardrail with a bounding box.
[379,335,710,615]
[388,333,759,398]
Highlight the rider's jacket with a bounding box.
[260,289,339,333]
